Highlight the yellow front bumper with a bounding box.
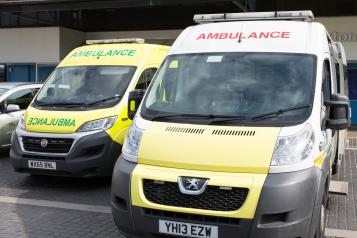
[131,164,267,219]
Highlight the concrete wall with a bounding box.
[317,17,357,61]
[0,27,60,63]
[0,27,84,64]
[1,19,357,63]
[60,28,85,59]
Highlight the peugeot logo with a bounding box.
[40,139,48,148]
[178,177,209,195]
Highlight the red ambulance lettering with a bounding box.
[219,33,228,39]
[196,32,291,40]
[248,32,258,39]
[196,33,206,40]
[229,33,239,39]
[270,32,280,38]
[259,32,270,38]
[281,32,291,38]
[207,33,219,39]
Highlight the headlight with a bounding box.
[122,120,144,162]
[77,116,117,132]
[18,115,26,130]
[271,124,315,166]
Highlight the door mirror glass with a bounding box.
[128,89,146,120]
[6,104,21,113]
[325,93,351,130]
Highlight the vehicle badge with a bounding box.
[40,139,48,148]
[178,177,209,195]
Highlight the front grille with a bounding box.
[22,137,73,154]
[144,208,240,225]
[23,154,65,161]
[143,179,248,212]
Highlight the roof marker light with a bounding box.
[86,38,145,45]
[193,10,314,24]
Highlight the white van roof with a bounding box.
[169,20,329,56]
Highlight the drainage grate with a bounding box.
[212,130,255,136]
[165,127,205,134]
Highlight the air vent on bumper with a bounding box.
[212,130,255,136]
[165,126,205,134]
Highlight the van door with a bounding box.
[322,59,335,168]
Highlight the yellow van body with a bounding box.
[10,41,169,177]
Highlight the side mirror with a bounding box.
[325,93,351,130]
[6,104,21,113]
[128,89,145,120]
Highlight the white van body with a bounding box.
[111,11,349,238]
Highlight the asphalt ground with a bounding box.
[0,148,122,238]
[325,134,357,238]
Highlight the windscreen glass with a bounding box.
[142,53,316,125]
[34,66,136,109]
[0,88,8,97]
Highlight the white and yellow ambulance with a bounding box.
[10,39,169,177]
[111,12,350,238]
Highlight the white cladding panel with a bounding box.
[0,27,60,63]
[169,21,328,56]
[317,16,357,61]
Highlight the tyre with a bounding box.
[332,148,339,175]
[315,187,328,238]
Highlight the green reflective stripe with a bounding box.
[70,49,137,58]
[27,118,76,127]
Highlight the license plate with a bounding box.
[159,220,218,238]
[28,160,56,170]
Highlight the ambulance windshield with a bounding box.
[142,53,316,125]
[34,66,136,109]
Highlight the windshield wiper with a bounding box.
[251,104,312,121]
[150,113,248,123]
[208,115,249,124]
[35,102,85,108]
[85,95,121,106]
[151,113,217,120]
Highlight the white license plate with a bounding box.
[159,220,218,238]
[28,160,56,170]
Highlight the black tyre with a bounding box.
[315,202,326,238]
[315,186,328,238]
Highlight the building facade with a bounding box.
[0,0,356,122]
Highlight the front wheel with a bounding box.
[315,186,328,238]
[315,203,326,238]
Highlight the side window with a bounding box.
[6,88,34,110]
[335,63,341,94]
[0,101,4,113]
[135,68,157,90]
[322,60,332,103]
[32,87,40,96]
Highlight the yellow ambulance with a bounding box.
[10,39,169,177]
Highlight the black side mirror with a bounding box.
[128,89,146,120]
[6,104,21,113]
[325,93,351,130]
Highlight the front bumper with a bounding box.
[10,128,122,177]
[111,158,323,238]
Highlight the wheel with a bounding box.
[332,148,339,175]
[315,189,328,238]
